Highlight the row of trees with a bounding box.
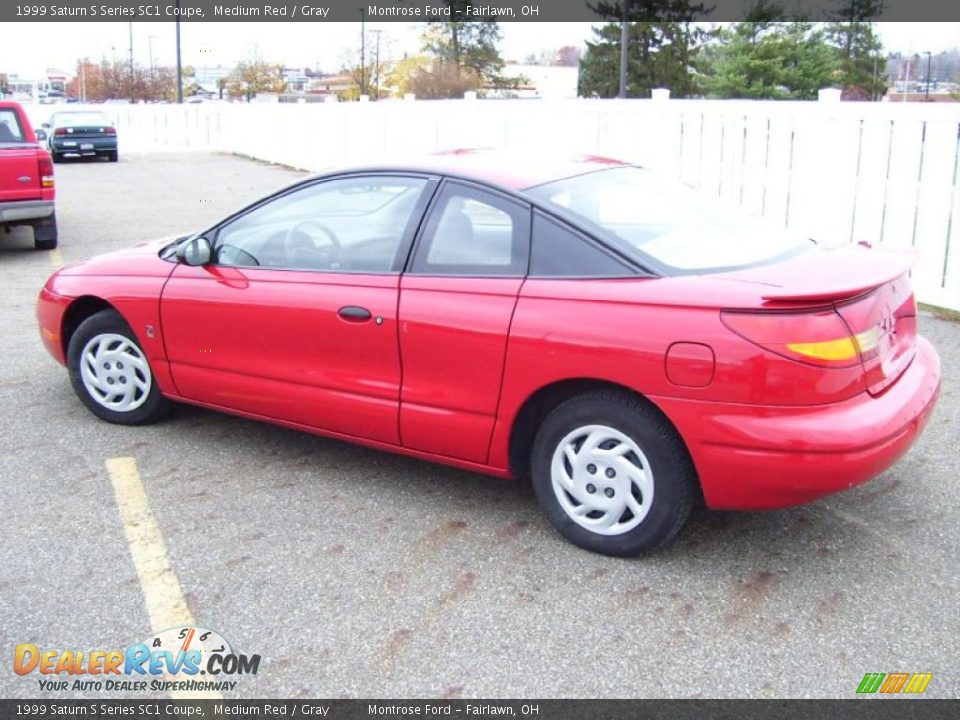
[54,1,924,105]
[579,0,889,100]
[392,0,894,101]
[68,60,180,102]
[66,57,290,103]
[368,8,519,100]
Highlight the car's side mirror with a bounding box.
[177,236,213,266]
[35,129,47,141]
[41,122,50,129]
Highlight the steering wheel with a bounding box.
[284,219,342,269]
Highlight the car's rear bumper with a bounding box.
[51,137,117,155]
[653,336,941,510]
[0,199,54,223]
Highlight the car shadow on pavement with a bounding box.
[154,400,862,566]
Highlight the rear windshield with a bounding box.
[526,167,811,273]
[0,109,27,143]
[54,112,111,127]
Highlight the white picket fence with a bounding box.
[24,97,960,311]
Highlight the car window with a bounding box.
[0,109,26,143]
[214,176,428,273]
[527,167,811,273]
[530,212,636,278]
[411,183,530,276]
[54,112,111,127]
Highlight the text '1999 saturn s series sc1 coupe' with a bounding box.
[36,151,941,557]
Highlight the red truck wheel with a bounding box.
[33,212,58,250]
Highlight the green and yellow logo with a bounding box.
[857,672,933,695]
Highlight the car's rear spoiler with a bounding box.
[749,248,918,304]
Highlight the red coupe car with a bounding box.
[37,151,941,556]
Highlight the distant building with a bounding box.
[281,67,310,92]
[485,64,579,100]
[2,69,72,100]
[887,79,959,99]
[884,92,959,103]
[307,73,354,97]
[885,79,959,102]
[193,65,232,87]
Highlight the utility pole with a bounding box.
[175,0,183,103]
[148,34,155,76]
[902,57,910,102]
[924,51,932,101]
[618,0,630,98]
[360,8,366,97]
[128,22,135,86]
[373,29,382,100]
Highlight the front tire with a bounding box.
[67,309,169,425]
[530,391,697,557]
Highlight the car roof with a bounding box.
[363,148,630,191]
[52,110,109,116]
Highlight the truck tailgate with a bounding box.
[0,146,42,202]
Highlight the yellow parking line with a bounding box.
[106,457,222,700]
[48,249,64,267]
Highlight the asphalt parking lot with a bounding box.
[1,152,958,699]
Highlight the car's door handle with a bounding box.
[338,306,372,322]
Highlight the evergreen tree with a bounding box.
[578,0,712,98]
[700,20,838,100]
[826,0,886,99]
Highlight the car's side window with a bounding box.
[0,109,25,143]
[213,175,429,273]
[530,212,638,278]
[410,183,530,276]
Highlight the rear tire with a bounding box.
[33,212,58,250]
[107,150,118,162]
[51,152,62,164]
[530,390,697,557]
[67,309,170,425]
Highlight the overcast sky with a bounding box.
[2,22,958,78]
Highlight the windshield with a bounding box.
[0,109,27,144]
[54,112,111,127]
[527,167,811,273]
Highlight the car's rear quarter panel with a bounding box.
[656,337,940,509]
[489,276,880,492]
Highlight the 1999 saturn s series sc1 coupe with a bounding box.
[36,151,941,557]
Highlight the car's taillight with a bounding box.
[104,127,116,135]
[54,127,68,136]
[38,152,54,188]
[835,279,917,395]
[721,309,868,368]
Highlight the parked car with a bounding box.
[0,100,57,250]
[42,110,118,163]
[35,151,941,556]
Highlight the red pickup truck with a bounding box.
[0,100,57,250]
